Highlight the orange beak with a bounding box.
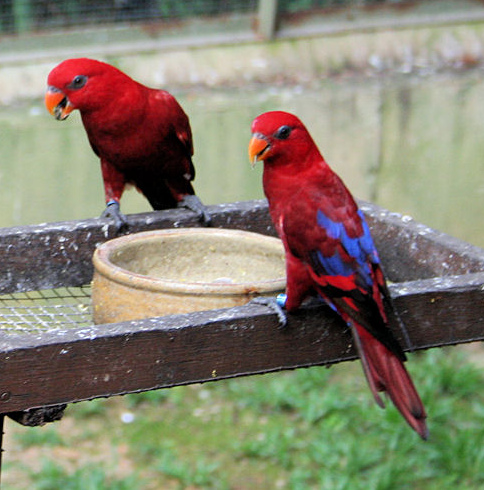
[248,134,271,168]
[45,86,74,121]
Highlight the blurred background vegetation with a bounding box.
[1,0,484,488]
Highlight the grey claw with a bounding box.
[248,295,287,328]
[101,201,128,232]
[178,195,211,226]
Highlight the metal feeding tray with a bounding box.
[0,200,483,418]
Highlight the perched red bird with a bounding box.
[249,111,428,439]
[45,58,210,229]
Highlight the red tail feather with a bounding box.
[352,323,428,440]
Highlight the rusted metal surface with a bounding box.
[0,199,482,415]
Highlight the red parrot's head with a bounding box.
[45,58,130,120]
[248,111,318,168]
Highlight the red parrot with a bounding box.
[248,111,428,439]
[45,58,210,230]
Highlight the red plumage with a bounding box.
[249,111,428,439]
[45,58,209,229]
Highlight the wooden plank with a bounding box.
[1,200,483,294]
[361,203,484,281]
[0,199,483,413]
[391,272,484,348]
[0,200,274,294]
[0,270,483,413]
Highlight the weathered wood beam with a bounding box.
[0,269,483,414]
[361,202,484,281]
[0,200,482,414]
[0,200,274,294]
[1,200,483,294]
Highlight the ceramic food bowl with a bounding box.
[91,228,286,324]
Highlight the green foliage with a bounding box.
[153,442,224,488]
[15,426,65,448]
[24,460,142,490]
[5,346,484,489]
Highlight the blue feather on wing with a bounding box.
[315,209,379,290]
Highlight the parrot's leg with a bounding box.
[248,294,288,328]
[101,200,128,233]
[178,195,211,225]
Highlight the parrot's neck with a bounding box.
[262,153,328,201]
[262,155,343,235]
[82,81,147,135]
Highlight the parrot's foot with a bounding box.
[248,294,288,328]
[101,200,128,232]
[178,195,211,226]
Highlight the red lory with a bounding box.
[45,58,210,230]
[248,111,428,439]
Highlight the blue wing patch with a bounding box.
[315,208,379,288]
[315,249,354,276]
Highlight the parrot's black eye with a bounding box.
[69,75,88,90]
[274,125,292,140]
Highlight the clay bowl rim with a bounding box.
[92,228,286,296]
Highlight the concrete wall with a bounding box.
[1,18,484,103]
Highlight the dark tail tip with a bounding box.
[416,421,429,441]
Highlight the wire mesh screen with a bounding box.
[0,0,258,33]
[1,0,409,34]
[0,286,93,334]
[278,0,389,13]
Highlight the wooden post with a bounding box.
[257,0,279,39]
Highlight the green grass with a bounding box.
[23,461,141,490]
[3,346,484,489]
